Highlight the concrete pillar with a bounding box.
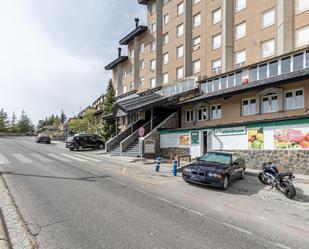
[134,19,140,89]
[116,65,123,96]
[155,0,163,86]
[277,0,293,55]
[184,0,193,77]
[222,0,234,73]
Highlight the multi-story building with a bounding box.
[105,0,309,174]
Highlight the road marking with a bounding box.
[0,154,10,164]
[47,153,71,162]
[222,222,253,236]
[12,153,33,164]
[73,154,101,162]
[30,153,54,163]
[272,242,291,249]
[286,224,309,235]
[61,154,86,162]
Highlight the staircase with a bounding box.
[121,140,140,157]
[110,144,121,155]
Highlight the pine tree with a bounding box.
[17,110,34,133]
[102,79,117,141]
[10,112,19,133]
[60,110,67,124]
[0,108,10,132]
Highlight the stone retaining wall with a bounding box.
[159,147,190,161]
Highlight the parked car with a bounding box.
[35,135,51,144]
[182,151,246,190]
[66,134,105,151]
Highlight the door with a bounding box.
[203,131,208,155]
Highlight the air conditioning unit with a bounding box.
[236,62,245,69]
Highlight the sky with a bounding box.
[0,0,146,124]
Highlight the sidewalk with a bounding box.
[0,211,9,249]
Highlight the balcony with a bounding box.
[160,78,196,97]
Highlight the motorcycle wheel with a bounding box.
[282,182,296,199]
[258,173,267,184]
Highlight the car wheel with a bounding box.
[98,143,104,150]
[221,175,229,190]
[77,145,83,151]
[238,168,245,180]
[69,148,74,151]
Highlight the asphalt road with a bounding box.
[0,137,309,249]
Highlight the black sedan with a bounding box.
[182,151,246,190]
[35,135,51,144]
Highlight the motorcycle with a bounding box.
[258,162,296,199]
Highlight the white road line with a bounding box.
[0,153,10,164]
[222,222,253,236]
[73,154,101,162]
[60,154,86,162]
[30,153,54,163]
[272,242,291,249]
[47,153,71,162]
[12,153,33,164]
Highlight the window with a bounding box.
[296,0,309,13]
[197,106,208,121]
[262,93,278,113]
[177,2,184,16]
[163,33,169,45]
[177,23,184,37]
[163,13,169,25]
[211,105,222,119]
[221,77,227,89]
[235,50,246,65]
[269,61,278,77]
[285,89,304,110]
[242,98,256,116]
[176,67,184,79]
[193,13,201,28]
[176,45,184,58]
[228,74,235,88]
[212,8,222,25]
[163,53,169,65]
[130,82,134,90]
[281,57,291,74]
[186,109,194,122]
[140,43,144,53]
[261,39,275,58]
[212,34,222,49]
[193,0,200,5]
[259,64,267,79]
[193,36,201,50]
[150,2,156,15]
[249,67,257,82]
[123,70,127,78]
[150,59,156,71]
[150,40,156,52]
[139,60,144,70]
[293,53,304,71]
[296,26,309,48]
[150,78,156,88]
[130,65,134,75]
[140,77,144,87]
[129,49,134,60]
[306,51,309,67]
[151,22,156,33]
[235,71,243,85]
[163,73,169,84]
[212,59,221,74]
[262,8,275,28]
[214,78,220,91]
[235,0,246,12]
[193,60,201,74]
[235,22,246,40]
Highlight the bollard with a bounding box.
[155,157,161,172]
[172,160,177,176]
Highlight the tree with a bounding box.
[60,110,67,124]
[10,112,19,133]
[102,79,117,141]
[17,110,34,133]
[0,108,10,132]
[68,109,97,134]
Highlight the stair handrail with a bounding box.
[105,119,144,152]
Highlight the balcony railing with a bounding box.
[160,78,196,97]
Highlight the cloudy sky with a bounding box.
[0,0,146,124]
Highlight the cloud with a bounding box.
[0,0,146,124]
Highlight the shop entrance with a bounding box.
[203,131,208,154]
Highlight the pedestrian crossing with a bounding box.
[0,152,104,165]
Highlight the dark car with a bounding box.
[182,151,246,190]
[35,135,51,144]
[66,134,105,151]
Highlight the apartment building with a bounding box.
[105,0,309,174]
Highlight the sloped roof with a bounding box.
[119,26,148,45]
[105,56,128,70]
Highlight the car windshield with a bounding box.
[200,152,231,165]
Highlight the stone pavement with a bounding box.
[0,211,9,249]
[0,174,35,249]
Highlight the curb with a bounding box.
[0,209,10,249]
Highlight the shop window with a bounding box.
[285,89,304,110]
[197,106,208,121]
[249,67,257,82]
[259,64,267,79]
[211,104,222,119]
[293,53,304,71]
[281,57,291,74]
[242,98,256,116]
[269,61,278,77]
[262,93,278,113]
[186,109,194,122]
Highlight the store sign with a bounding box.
[144,139,155,154]
[191,131,199,144]
[214,127,247,136]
